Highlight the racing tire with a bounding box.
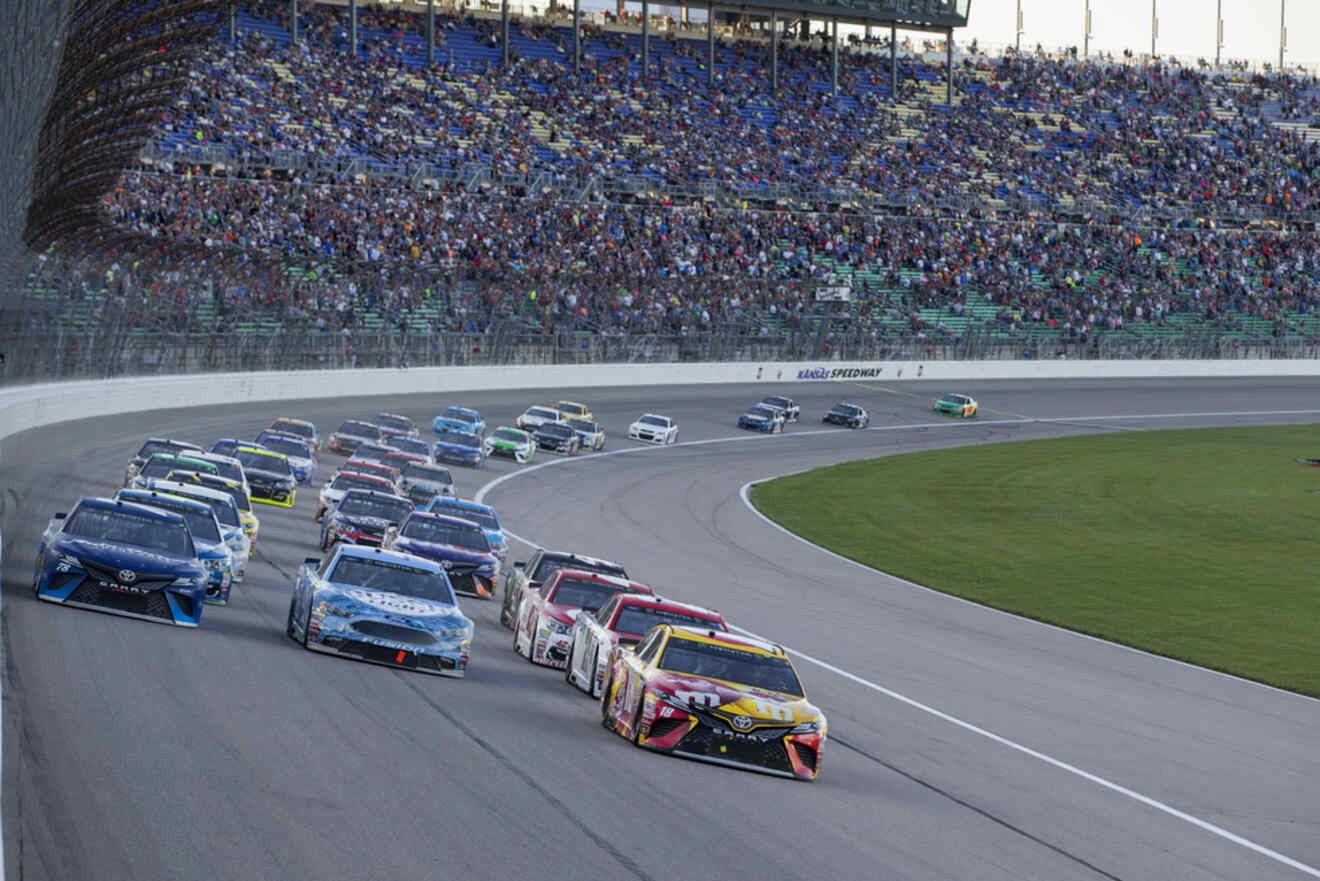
[285,594,299,640]
[301,601,313,648]
[600,671,616,730]
[565,641,578,684]
[525,615,541,665]
[631,692,647,745]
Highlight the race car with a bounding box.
[267,417,319,454]
[567,418,606,452]
[209,438,246,459]
[166,471,259,553]
[933,393,978,418]
[233,444,297,507]
[316,470,396,522]
[286,543,474,677]
[146,479,252,577]
[34,497,209,627]
[554,400,593,422]
[532,422,581,455]
[327,420,382,456]
[432,406,486,437]
[500,548,628,629]
[384,435,433,462]
[349,441,395,464]
[425,497,507,563]
[320,488,414,550]
[822,402,870,429]
[567,594,726,697]
[374,412,419,439]
[115,488,236,605]
[338,458,402,491]
[628,414,678,445]
[397,461,456,506]
[516,406,565,432]
[124,438,203,486]
[759,395,800,422]
[255,431,317,484]
[433,428,486,468]
[128,452,219,490]
[514,569,654,668]
[484,427,535,464]
[601,625,826,780]
[383,512,498,598]
[738,405,785,433]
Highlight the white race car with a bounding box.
[628,413,678,445]
[515,406,565,432]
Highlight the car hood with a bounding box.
[435,439,480,451]
[647,672,819,723]
[320,585,470,628]
[488,438,525,447]
[54,536,202,577]
[337,514,396,531]
[245,466,292,483]
[392,538,495,569]
[402,477,451,490]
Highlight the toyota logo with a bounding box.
[731,715,754,731]
[117,569,138,584]
[441,560,453,569]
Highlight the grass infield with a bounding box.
[749,425,1320,697]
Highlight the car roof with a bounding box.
[194,451,242,467]
[78,495,189,524]
[147,479,239,507]
[332,471,394,485]
[331,543,447,574]
[271,417,315,428]
[431,497,495,514]
[341,488,411,504]
[613,593,723,619]
[541,549,621,567]
[405,511,482,529]
[117,488,216,516]
[237,445,288,461]
[141,437,201,449]
[550,568,652,593]
[665,625,784,656]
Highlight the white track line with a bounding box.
[474,407,1320,878]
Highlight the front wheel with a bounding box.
[631,692,647,745]
[286,594,299,640]
[300,601,313,647]
[600,671,616,729]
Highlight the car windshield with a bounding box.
[440,431,481,448]
[65,506,194,556]
[640,416,668,427]
[137,440,194,459]
[143,457,213,480]
[338,421,379,439]
[163,490,241,528]
[327,557,455,605]
[441,407,477,424]
[532,556,626,583]
[568,419,597,432]
[331,474,388,492]
[527,408,557,419]
[549,577,640,612]
[659,639,803,696]
[258,436,309,458]
[376,415,412,431]
[236,449,293,477]
[401,518,489,551]
[138,499,222,544]
[352,444,391,463]
[833,404,859,415]
[202,459,244,485]
[762,397,790,408]
[539,424,572,438]
[403,463,451,483]
[614,606,724,635]
[270,420,313,439]
[211,439,239,457]
[388,437,430,456]
[494,429,525,443]
[427,501,498,529]
[339,495,412,522]
[191,476,250,513]
[344,461,392,479]
[746,407,775,418]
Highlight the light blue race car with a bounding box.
[256,431,317,484]
[432,406,486,438]
[286,544,474,677]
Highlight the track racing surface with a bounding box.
[2,377,1318,881]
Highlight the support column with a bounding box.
[642,0,650,78]
[1214,0,1222,66]
[706,2,714,87]
[228,2,236,42]
[349,0,357,57]
[427,0,435,66]
[945,27,953,105]
[889,23,896,101]
[573,0,580,75]
[289,0,297,43]
[830,18,838,95]
[502,0,510,67]
[1279,0,1286,70]
[770,11,778,92]
[1151,0,1157,57]
[1015,0,1022,52]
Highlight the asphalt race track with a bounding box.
[2,377,1318,881]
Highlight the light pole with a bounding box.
[1151,0,1157,58]
[1015,0,1022,53]
[1279,0,1287,70]
[1215,0,1223,67]
[1082,0,1092,58]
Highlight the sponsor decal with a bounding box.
[795,366,887,381]
[340,588,449,616]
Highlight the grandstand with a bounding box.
[5,0,1320,382]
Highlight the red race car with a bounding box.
[566,594,727,697]
[513,569,653,668]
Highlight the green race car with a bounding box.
[483,427,535,464]
[934,393,978,418]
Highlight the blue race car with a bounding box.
[256,431,317,484]
[738,404,786,433]
[33,497,209,626]
[384,511,500,599]
[286,544,474,677]
[432,428,486,469]
[115,488,236,605]
[424,496,508,563]
[433,406,486,437]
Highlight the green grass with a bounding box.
[750,426,1320,697]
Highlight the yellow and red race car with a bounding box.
[933,393,978,417]
[601,625,826,780]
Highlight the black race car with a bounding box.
[823,402,869,429]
